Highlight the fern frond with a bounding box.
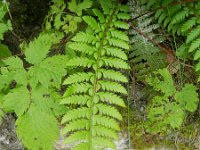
[72,32,97,43]
[171,9,189,24]
[181,17,197,33]
[63,72,94,85]
[158,13,167,24]
[96,103,122,120]
[194,48,200,61]
[186,26,200,44]
[189,38,200,52]
[104,46,128,60]
[64,83,92,96]
[61,1,129,148]
[110,30,129,41]
[93,8,105,23]
[108,38,129,49]
[117,12,131,20]
[143,0,200,80]
[102,57,130,69]
[62,119,89,134]
[67,42,97,55]
[97,92,125,107]
[83,16,101,32]
[93,115,120,130]
[72,142,89,150]
[61,107,90,123]
[99,80,127,94]
[100,69,128,83]
[99,0,112,14]
[66,57,95,68]
[93,137,115,149]
[129,0,166,81]
[93,126,117,139]
[64,131,88,144]
[114,21,129,29]
[60,95,90,105]
[119,5,129,12]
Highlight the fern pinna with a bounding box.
[61,0,130,149]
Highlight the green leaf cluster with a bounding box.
[0,32,68,150]
[146,68,199,133]
[45,0,92,34]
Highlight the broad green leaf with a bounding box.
[3,87,30,116]
[16,105,59,150]
[28,55,67,88]
[0,44,11,59]
[25,32,63,64]
[166,104,185,129]
[175,84,198,112]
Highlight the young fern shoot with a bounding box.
[61,0,130,149]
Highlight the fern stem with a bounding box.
[131,25,168,52]
[89,8,117,150]
[4,0,22,40]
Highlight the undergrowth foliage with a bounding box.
[0,0,200,149]
[45,0,92,34]
[0,32,68,150]
[142,0,200,79]
[146,68,198,133]
[60,0,130,149]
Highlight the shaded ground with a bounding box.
[0,114,23,150]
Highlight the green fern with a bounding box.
[143,0,200,80]
[61,0,129,149]
[0,32,68,150]
[129,0,166,81]
[146,68,199,133]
